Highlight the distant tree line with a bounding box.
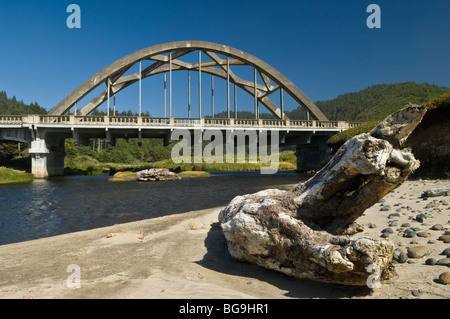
[0,91,47,115]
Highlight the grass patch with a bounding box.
[109,171,137,182]
[423,93,450,110]
[326,121,379,150]
[178,171,210,178]
[64,156,103,176]
[148,151,297,172]
[0,167,34,184]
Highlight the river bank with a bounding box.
[0,178,448,299]
[0,167,33,184]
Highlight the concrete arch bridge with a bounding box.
[0,41,360,177]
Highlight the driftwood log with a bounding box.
[421,186,450,198]
[218,105,427,286]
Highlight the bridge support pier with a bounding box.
[28,131,67,178]
[295,135,332,173]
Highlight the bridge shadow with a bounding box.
[195,222,373,299]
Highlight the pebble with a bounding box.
[440,248,450,256]
[417,231,430,238]
[401,223,411,228]
[380,206,391,212]
[407,246,429,258]
[397,252,408,263]
[438,235,450,243]
[438,272,450,285]
[415,214,426,223]
[411,290,421,297]
[425,258,437,265]
[382,227,394,234]
[404,229,416,238]
[427,240,436,244]
[367,223,377,228]
[431,224,444,231]
[436,258,450,265]
[388,220,398,227]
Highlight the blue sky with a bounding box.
[0,0,449,117]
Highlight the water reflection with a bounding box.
[0,172,304,245]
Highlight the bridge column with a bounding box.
[295,135,332,173]
[28,131,66,178]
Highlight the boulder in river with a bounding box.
[136,168,180,182]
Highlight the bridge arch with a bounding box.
[49,41,328,121]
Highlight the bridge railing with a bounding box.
[204,118,230,126]
[0,115,23,124]
[39,115,71,124]
[173,118,202,126]
[348,122,363,128]
[234,119,258,127]
[289,120,314,127]
[0,114,362,130]
[142,117,169,125]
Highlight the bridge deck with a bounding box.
[0,115,360,131]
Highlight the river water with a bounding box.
[0,172,305,246]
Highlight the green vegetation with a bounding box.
[0,91,47,115]
[326,92,450,150]
[109,171,137,182]
[178,171,210,178]
[326,121,379,150]
[423,93,450,111]
[287,82,450,121]
[0,167,33,184]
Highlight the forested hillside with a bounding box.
[0,91,47,115]
[308,82,450,121]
